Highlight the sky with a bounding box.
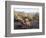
[14,8,39,13]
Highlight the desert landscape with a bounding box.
[14,11,39,29]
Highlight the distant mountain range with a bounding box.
[14,11,39,16]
